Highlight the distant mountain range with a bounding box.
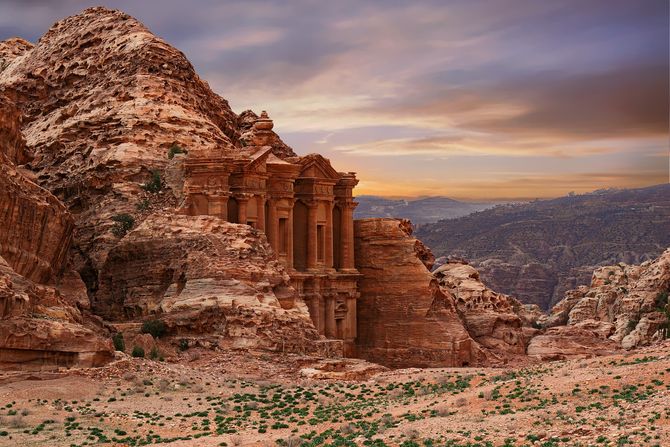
[416,184,670,310]
[354,195,497,224]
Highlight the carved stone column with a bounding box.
[306,200,318,271]
[266,198,278,251]
[256,195,266,231]
[325,201,334,269]
[287,199,295,270]
[340,201,357,271]
[237,196,249,225]
[324,294,336,338]
[208,193,228,220]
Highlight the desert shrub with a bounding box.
[136,199,150,211]
[141,170,162,193]
[141,319,166,338]
[655,290,669,309]
[112,333,125,352]
[178,338,189,351]
[131,346,145,358]
[167,144,187,159]
[111,213,134,237]
[627,317,639,331]
[149,346,160,360]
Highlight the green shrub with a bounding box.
[112,333,125,352]
[150,346,160,360]
[131,346,145,358]
[655,291,669,309]
[167,144,187,159]
[111,213,135,237]
[178,339,189,351]
[141,319,166,338]
[136,199,150,211]
[142,170,163,193]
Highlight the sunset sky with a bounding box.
[1,0,668,200]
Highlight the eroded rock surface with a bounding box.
[546,248,670,350]
[96,214,322,353]
[434,260,528,362]
[0,94,113,370]
[354,218,488,368]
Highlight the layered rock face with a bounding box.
[354,218,487,368]
[0,7,249,278]
[0,95,113,370]
[0,94,74,284]
[434,260,527,362]
[545,249,670,350]
[96,214,321,353]
[0,7,325,359]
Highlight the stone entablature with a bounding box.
[179,111,360,354]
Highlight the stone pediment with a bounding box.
[243,147,273,173]
[298,154,341,180]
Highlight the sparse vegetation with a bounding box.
[112,333,125,352]
[141,319,167,339]
[131,346,145,358]
[141,170,163,193]
[111,213,134,237]
[167,144,187,159]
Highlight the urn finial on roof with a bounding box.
[254,110,274,132]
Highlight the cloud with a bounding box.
[1,0,667,199]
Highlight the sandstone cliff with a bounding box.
[544,248,670,350]
[0,94,113,370]
[0,7,294,281]
[0,7,324,359]
[354,218,489,367]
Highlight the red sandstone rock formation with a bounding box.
[434,260,528,362]
[96,214,323,353]
[545,249,670,350]
[0,95,113,370]
[354,218,488,368]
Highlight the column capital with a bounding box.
[303,199,320,209]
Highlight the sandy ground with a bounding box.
[0,343,669,447]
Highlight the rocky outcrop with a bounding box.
[526,325,618,360]
[434,260,528,362]
[0,8,303,315]
[0,93,112,371]
[96,214,322,353]
[0,94,73,284]
[354,218,487,368]
[546,248,670,350]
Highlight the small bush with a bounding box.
[136,199,150,211]
[111,213,135,237]
[167,144,187,159]
[149,346,160,360]
[655,291,669,309]
[131,346,145,358]
[112,333,125,352]
[141,170,163,193]
[141,319,167,339]
[178,339,189,351]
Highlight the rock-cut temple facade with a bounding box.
[179,112,360,354]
